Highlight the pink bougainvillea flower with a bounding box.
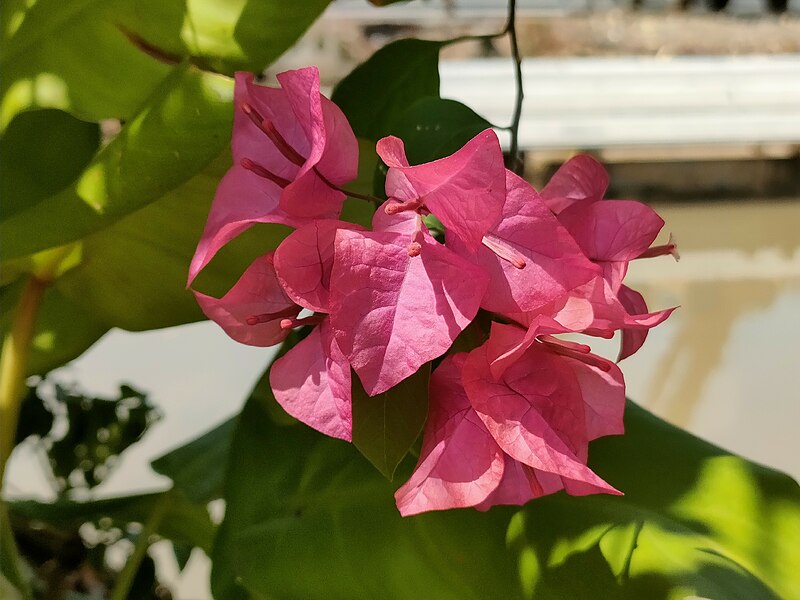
[394,355,506,516]
[329,211,489,396]
[269,318,352,441]
[540,153,610,214]
[463,341,622,497]
[273,219,365,313]
[189,67,358,284]
[538,154,677,359]
[396,348,622,516]
[449,170,600,315]
[193,252,299,347]
[376,129,505,251]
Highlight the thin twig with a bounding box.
[505,0,525,174]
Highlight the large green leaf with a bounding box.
[0,109,99,220]
[114,0,333,75]
[1,0,332,127]
[51,150,292,331]
[388,97,493,164]
[351,365,430,480]
[372,97,492,196]
[212,399,799,599]
[332,39,443,141]
[211,396,522,600]
[0,0,170,127]
[0,64,233,262]
[8,488,215,552]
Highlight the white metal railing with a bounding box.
[439,55,800,149]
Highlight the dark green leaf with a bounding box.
[212,395,521,600]
[211,398,800,599]
[0,109,99,220]
[388,97,493,164]
[9,489,214,552]
[0,64,233,261]
[372,97,493,196]
[351,365,430,480]
[332,39,443,141]
[151,417,236,504]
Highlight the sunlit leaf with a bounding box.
[212,399,800,599]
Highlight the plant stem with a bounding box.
[0,277,47,485]
[109,493,169,600]
[0,276,48,600]
[505,0,525,174]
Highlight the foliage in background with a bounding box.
[1,1,798,599]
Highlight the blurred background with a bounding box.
[6,0,799,597]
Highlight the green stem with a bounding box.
[0,277,47,483]
[0,276,48,600]
[109,493,169,600]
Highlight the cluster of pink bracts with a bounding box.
[189,67,677,516]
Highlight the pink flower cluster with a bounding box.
[190,67,676,516]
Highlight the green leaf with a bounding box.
[351,365,430,480]
[371,97,492,196]
[0,109,99,220]
[0,64,233,261]
[212,399,799,599]
[114,0,333,75]
[151,417,236,504]
[211,395,522,600]
[1,0,332,126]
[50,151,291,331]
[8,488,215,552]
[512,402,800,600]
[388,97,493,164]
[0,0,170,127]
[332,39,443,141]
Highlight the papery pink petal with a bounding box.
[375,136,411,168]
[558,199,665,263]
[395,355,505,516]
[273,219,364,313]
[377,129,505,251]
[281,169,347,219]
[540,154,609,214]
[276,67,326,178]
[372,202,420,235]
[188,165,299,285]
[193,253,298,347]
[232,72,306,178]
[474,459,563,510]
[568,355,625,440]
[577,277,675,337]
[330,229,489,395]
[617,284,650,361]
[269,319,352,441]
[463,343,620,495]
[451,171,599,314]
